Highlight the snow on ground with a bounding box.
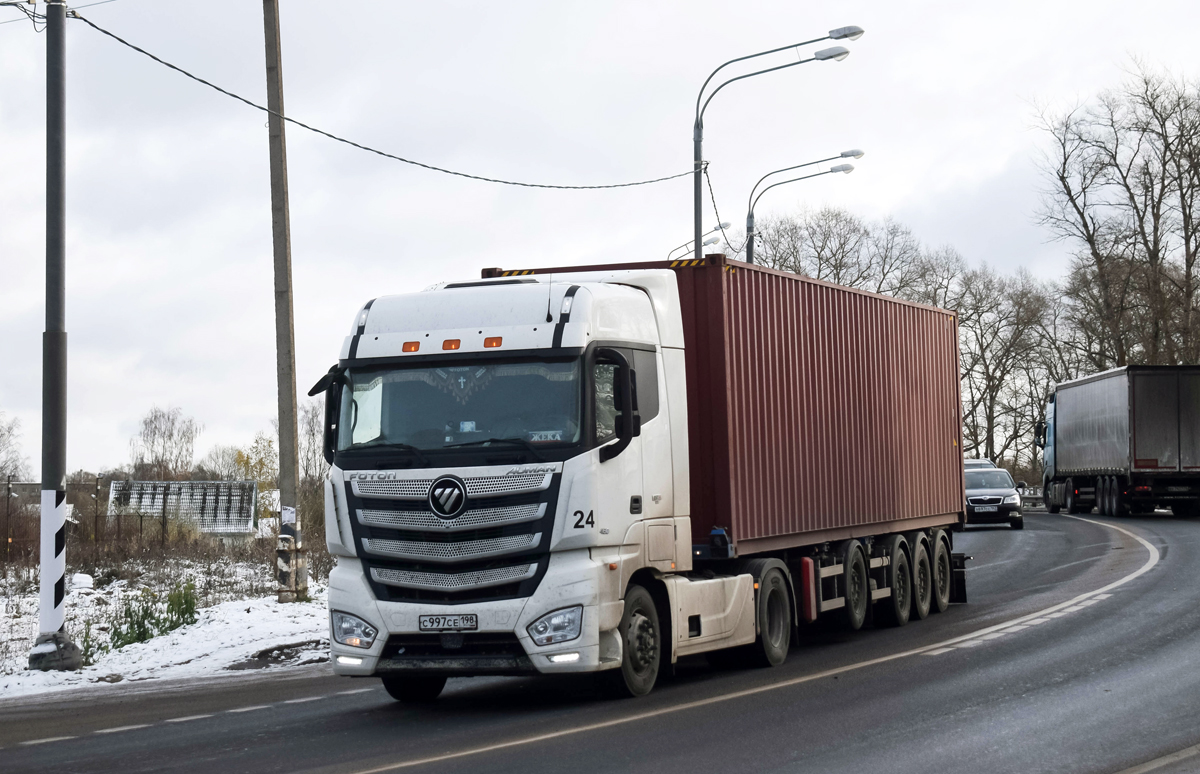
[1,561,331,700]
[0,590,329,699]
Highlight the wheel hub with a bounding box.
[627,612,657,673]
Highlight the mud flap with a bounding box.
[951,553,970,604]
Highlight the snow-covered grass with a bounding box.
[1,556,330,698]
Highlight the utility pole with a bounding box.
[263,0,306,602]
[30,0,81,671]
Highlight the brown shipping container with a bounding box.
[483,254,965,555]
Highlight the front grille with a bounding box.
[968,496,1003,505]
[370,563,538,591]
[362,533,541,563]
[352,471,552,500]
[358,502,545,532]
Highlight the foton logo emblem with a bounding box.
[429,476,467,519]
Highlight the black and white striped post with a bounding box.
[29,0,81,671]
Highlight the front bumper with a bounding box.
[328,548,620,677]
[966,503,1022,524]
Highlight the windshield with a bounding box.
[965,470,1015,490]
[337,358,582,452]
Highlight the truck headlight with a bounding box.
[331,611,378,649]
[1003,494,1021,505]
[527,606,583,646]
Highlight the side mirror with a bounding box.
[1017,481,1027,490]
[597,349,640,463]
[1033,420,1046,449]
[310,365,344,465]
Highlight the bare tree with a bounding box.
[195,444,242,480]
[129,406,203,481]
[0,412,31,480]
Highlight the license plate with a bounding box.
[419,614,478,632]
[974,505,998,513]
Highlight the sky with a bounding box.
[2,0,1199,475]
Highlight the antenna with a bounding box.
[545,273,554,322]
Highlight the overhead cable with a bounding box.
[72,13,698,191]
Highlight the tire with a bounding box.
[1046,483,1061,514]
[750,568,791,667]
[1010,517,1024,530]
[1065,479,1081,514]
[381,675,447,703]
[607,585,661,698]
[1105,477,1117,516]
[877,538,912,627]
[841,541,869,631]
[930,532,951,614]
[910,539,932,620]
[1096,477,1109,517]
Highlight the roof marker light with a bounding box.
[484,337,503,348]
[443,339,461,350]
[402,341,420,352]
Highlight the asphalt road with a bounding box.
[3,510,1199,774]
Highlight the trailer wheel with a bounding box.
[910,539,932,620]
[1046,484,1061,514]
[607,585,661,698]
[750,568,792,667]
[930,532,952,614]
[878,539,911,627]
[381,675,447,703]
[842,542,869,631]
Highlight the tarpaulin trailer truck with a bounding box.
[315,254,967,701]
[1038,366,1200,517]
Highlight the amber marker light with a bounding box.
[402,341,420,352]
[443,339,461,350]
[484,337,503,348]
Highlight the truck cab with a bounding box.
[319,272,732,699]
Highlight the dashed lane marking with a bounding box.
[1113,741,1200,774]
[228,705,271,713]
[94,725,150,734]
[283,696,323,704]
[165,715,213,723]
[344,515,1161,774]
[19,736,76,746]
[339,688,377,695]
[922,648,955,656]
[980,632,1008,640]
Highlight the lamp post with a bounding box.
[745,150,863,264]
[669,223,729,260]
[746,163,855,265]
[693,27,863,264]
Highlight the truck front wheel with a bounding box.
[381,675,447,703]
[1046,483,1061,514]
[608,585,661,698]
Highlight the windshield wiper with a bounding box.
[443,437,545,462]
[351,441,431,465]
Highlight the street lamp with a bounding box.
[692,27,862,264]
[669,222,730,259]
[745,162,855,264]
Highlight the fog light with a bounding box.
[331,611,378,649]
[548,652,580,663]
[527,605,583,646]
[337,656,363,666]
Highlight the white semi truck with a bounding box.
[315,257,966,701]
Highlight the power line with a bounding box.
[71,12,697,191]
[704,167,742,255]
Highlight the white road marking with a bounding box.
[94,725,150,734]
[283,696,322,704]
[1047,611,1070,618]
[1079,599,1100,606]
[955,640,985,647]
[922,648,954,656]
[1002,624,1031,632]
[1095,593,1113,600]
[1064,605,1087,612]
[342,514,1162,774]
[1112,741,1200,774]
[20,736,75,746]
[1025,618,1050,625]
[339,688,376,695]
[228,705,270,713]
[165,714,213,723]
[980,632,1008,640]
